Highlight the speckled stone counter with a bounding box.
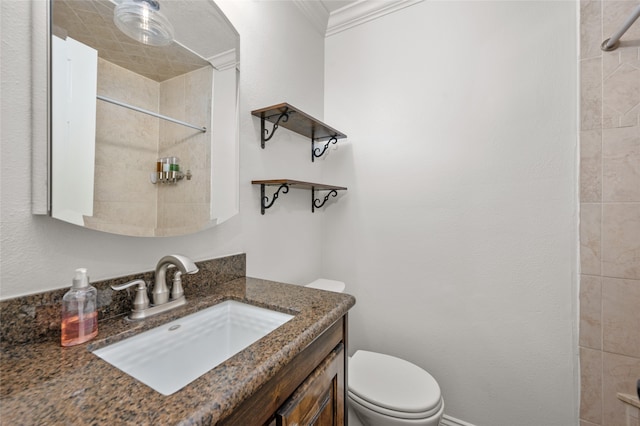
[0,277,355,425]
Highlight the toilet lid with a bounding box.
[348,350,441,414]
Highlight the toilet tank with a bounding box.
[306,279,346,293]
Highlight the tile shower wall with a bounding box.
[580,1,640,426]
[88,58,159,235]
[88,60,212,236]
[157,67,213,236]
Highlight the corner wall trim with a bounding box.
[292,0,329,36]
[31,0,50,215]
[440,414,477,426]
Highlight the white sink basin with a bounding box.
[92,300,294,395]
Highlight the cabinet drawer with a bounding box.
[276,343,345,426]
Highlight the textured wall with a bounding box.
[323,2,578,425]
[579,1,640,425]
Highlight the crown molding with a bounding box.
[292,0,330,36]
[208,49,238,71]
[326,0,423,37]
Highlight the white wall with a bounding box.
[323,2,578,426]
[0,0,326,298]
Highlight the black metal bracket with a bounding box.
[312,188,339,212]
[260,109,290,148]
[260,183,289,215]
[312,136,338,162]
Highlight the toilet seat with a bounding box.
[349,351,442,419]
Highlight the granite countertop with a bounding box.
[0,277,356,425]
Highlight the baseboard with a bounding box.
[440,414,477,426]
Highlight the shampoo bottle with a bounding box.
[61,268,98,347]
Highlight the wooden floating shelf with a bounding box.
[252,179,347,191]
[251,103,347,161]
[251,179,347,214]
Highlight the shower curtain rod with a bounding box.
[96,95,207,133]
[601,4,640,51]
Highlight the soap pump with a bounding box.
[61,268,98,347]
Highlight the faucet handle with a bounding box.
[171,271,184,300]
[111,279,150,312]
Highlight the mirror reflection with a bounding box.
[50,0,239,237]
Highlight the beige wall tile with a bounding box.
[602,203,640,279]
[185,66,213,124]
[581,203,603,275]
[91,201,155,229]
[160,74,186,121]
[582,58,604,130]
[602,277,640,357]
[94,58,159,234]
[157,67,213,233]
[601,30,640,127]
[91,58,212,236]
[621,103,640,128]
[603,49,622,79]
[601,36,640,128]
[581,347,604,425]
[603,104,621,129]
[581,0,603,60]
[97,58,158,109]
[602,47,640,80]
[603,64,640,128]
[581,275,603,349]
[582,129,603,202]
[156,202,209,231]
[603,126,640,202]
[94,165,156,205]
[625,404,640,426]
[581,3,640,424]
[603,352,640,426]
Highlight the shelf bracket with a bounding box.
[312,188,339,213]
[312,136,338,162]
[260,183,289,215]
[261,109,290,148]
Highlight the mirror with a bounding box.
[49,0,239,237]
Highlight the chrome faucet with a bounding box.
[153,254,199,305]
[111,254,199,320]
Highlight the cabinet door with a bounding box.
[276,343,345,426]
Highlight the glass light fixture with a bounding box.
[113,0,174,46]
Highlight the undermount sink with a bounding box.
[92,300,294,395]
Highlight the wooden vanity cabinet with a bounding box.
[219,316,348,426]
[276,343,344,426]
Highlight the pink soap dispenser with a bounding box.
[61,268,98,347]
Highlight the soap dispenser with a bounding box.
[61,268,98,347]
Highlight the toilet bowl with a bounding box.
[348,350,444,426]
[305,279,445,426]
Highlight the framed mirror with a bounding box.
[46,0,239,237]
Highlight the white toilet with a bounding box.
[306,279,445,426]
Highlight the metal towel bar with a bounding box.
[97,95,207,133]
[601,5,640,51]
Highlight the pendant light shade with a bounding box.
[114,0,174,46]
